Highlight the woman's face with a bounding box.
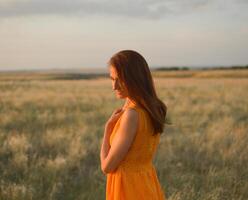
[109,66,128,99]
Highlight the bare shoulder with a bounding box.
[117,108,139,131]
[122,107,139,122]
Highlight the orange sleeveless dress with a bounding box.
[106,102,166,200]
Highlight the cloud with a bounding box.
[2,0,247,20]
[0,0,216,19]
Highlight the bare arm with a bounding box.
[100,126,112,175]
[100,108,138,174]
[100,108,124,175]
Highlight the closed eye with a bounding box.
[110,77,119,81]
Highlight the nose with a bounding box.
[113,80,120,90]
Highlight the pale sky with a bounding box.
[0,0,248,70]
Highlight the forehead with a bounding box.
[109,66,118,77]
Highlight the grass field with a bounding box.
[0,69,247,200]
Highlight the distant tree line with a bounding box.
[154,65,248,71]
[154,66,190,71]
[201,65,248,70]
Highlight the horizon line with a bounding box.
[0,65,248,73]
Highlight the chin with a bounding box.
[116,93,125,99]
[116,95,124,99]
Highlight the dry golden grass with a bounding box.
[0,70,247,200]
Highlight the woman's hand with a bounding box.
[105,108,124,133]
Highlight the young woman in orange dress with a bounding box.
[100,50,167,200]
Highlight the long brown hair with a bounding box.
[108,50,167,135]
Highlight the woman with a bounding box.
[100,50,167,200]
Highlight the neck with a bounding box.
[123,98,131,109]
